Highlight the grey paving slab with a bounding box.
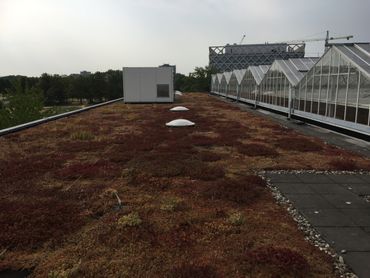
[359,175,370,183]
[265,173,302,183]
[344,184,370,196]
[308,183,351,195]
[317,227,370,252]
[343,252,370,278]
[364,227,370,234]
[340,209,370,227]
[266,172,370,278]
[264,173,370,278]
[272,183,315,194]
[328,175,367,184]
[284,194,335,209]
[323,194,370,209]
[300,209,357,227]
[296,174,336,184]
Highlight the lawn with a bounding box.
[1,93,369,277]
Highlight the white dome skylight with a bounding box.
[166,119,195,127]
[170,106,189,112]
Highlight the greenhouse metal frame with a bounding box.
[227,69,246,100]
[258,58,318,116]
[210,43,370,137]
[239,65,270,106]
[293,43,370,135]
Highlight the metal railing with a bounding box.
[0,98,123,136]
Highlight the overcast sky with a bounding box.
[1,0,369,76]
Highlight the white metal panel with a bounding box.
[123,67,173,103]
[123,68,141,102]
[140,68,156,102]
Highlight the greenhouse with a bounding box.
[218,72,233,97]
[239,65,270,105]
[294,43,370,135]
[213,73,224,95]
[258,58,318,113]
[211,74,219,94]
[228,69,247,100]
[210,43,369,136]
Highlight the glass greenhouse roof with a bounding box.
[216,73,224,83]
[334,43,370,76]
[249,65,270,85]
[274,57,319,86]
[233,69,247,84]
[223,72,233,84]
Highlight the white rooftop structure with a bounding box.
[123,67,174,103]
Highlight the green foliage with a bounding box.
[160,197,183,212]
[70,131,95,141]
[175,66,217,92]
[0,70,123,108]
[0,70,124,129]
[43,106,80,117]
[228,212,245,226]
[48,260,81,278]
[0,81,44,129]
[117,212,142,227]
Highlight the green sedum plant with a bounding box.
[117,212,142,227]
[228,212,245,226]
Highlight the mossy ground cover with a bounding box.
[1,93,370,277]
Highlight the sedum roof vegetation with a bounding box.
[1,93,370,277]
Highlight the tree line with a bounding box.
[0,66,214,129]
[175,66,215,92]
[0,70,123,129]
[0,70,123,106]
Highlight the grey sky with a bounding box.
[1,0,369,76]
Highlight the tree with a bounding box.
[106,70,123,100]
[38,74,68,105]
[174,66,216,92]
[0,81,44,129]
[174,73,187,91]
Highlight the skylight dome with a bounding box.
[170,106,189,111]
[166,119,195,127]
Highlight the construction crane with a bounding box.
[280,31,353,46]
[239,34,246,45]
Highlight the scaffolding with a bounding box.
[209,43,305,72]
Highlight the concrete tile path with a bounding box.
[265,172,370,278]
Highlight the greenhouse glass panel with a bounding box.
[312,74,320,114]
[327,50,340,118]
[335,65,349,120]
[298,78,306,111]
[306,74,314,112]
[345,67,359,122]
[357,72,370,125]
[338,46,370,74]
[319,76,329,116]
[283,77,289,107]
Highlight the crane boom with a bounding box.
[277,31,353,46]
[239,34,246,45]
